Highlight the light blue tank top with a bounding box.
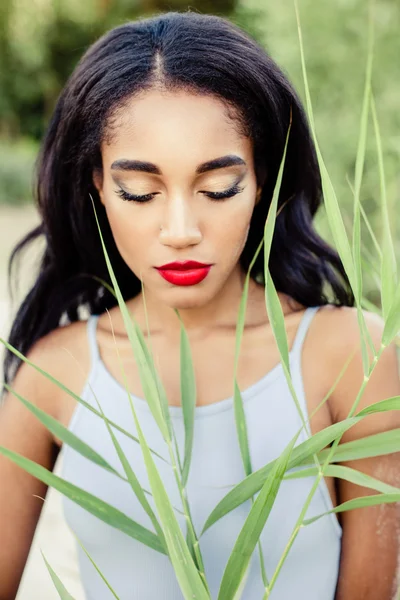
[61,305,342,599]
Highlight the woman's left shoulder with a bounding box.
[314,303,400,428]
[315,303,388,352]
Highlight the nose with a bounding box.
[159,194,202,248]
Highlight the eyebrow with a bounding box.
[110,154,246,175]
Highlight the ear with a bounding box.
[93,168,105,205]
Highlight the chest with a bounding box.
[59,321,337,509]
[60,386,342,600]
[95,325,333,431]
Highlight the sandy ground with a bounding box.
[0,205,85,599]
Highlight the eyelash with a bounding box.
[115,183,244,203]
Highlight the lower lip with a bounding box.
[156,266,211,286]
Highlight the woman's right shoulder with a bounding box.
[12,318,92,420]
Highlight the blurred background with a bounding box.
[0,0,399,597]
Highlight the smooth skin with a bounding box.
[1,88,400,600]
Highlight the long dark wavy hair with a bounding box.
[2,10,354,395]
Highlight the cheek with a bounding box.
[211,201,254,255]
[104,203,150,267]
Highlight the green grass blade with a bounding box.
[350,7,374,373]
[129,397,210,599]
[0,446,166,554]
[176,313,196,488]
[359,199,383,261]
[361,296,382,314]
[233,382,252,476]
[231,237,264,477]
[0,336,167,464]
[295,0,373,372]
[110,312,206,587]
[352,4,373,303]
[41,552,76,599]
[294,0,355,289]
[217,432,299,600]
[74,536,120,599]
[133,318,174,442]
[355,395,400,416]
[263,119,291,297]
[92,203,208,588]
[303,492,400,526]
[88,376,168,554]
[284,464,400,495]
[261,118,291,384]
[346,176,384,269]
[317,156,357,289]
[90,195,170,442]
[3,383,125,481]
[231,238,268,583]
[201,416,361,534]
[228,123,292,586]
[308,428,400,465]
[262,119,313,435]
[371,94,398,320]
[382,283,400,346]
[264,275,290,375]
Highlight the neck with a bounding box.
[127,267,267,341]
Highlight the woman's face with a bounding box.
[94,88,261,310]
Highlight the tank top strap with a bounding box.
[86,314,101,369]
[289,306,323,438]
[290,305,322,357]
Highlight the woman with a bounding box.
[1,10,399,600]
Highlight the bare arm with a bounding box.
[327,308,400,600]
[0,340,61,600]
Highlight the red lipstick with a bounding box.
[155,261,212,286]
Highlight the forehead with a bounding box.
[102,88,251,166]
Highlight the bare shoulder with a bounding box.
[13,319,91,419]
[313,303,387,356]
[312,304,400,429]
[0,319,92,599]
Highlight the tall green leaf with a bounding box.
[89,201,170,442]
[74,536,120,599]
[128,395,210,599]
[294,0,375,373]
[285,464,400,496]
[350,4,374,373]
[201,416,362,534]
[304,492,400,526]
[217,433,299,600]
[0,336,167,464]
[176,312,196,488]
[298,428,400,466]
[86,363,168,554]
[371,95,398,320]
[41,553,76,600]
[262,120,292,380]
[231,235,270,588]
[0,447,166,554]
[382,283,400,346]
[231,238,263,477]
[90,196,209,594]
[3,383,125,481]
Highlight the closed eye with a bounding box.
[201,183,244,200]
[115,183,244,203]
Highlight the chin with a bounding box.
[163,287,215,310]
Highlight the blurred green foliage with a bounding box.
[0,0,398,302]
[0,138,37,206]
[248,0,399,252]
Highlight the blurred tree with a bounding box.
[0,0,398,303]
[0,0,246,140]
[140,0,235,12]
